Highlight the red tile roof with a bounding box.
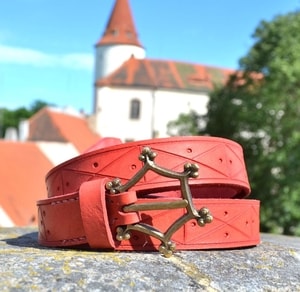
[0,107,102,227]
[96,58,235,92]
[0,141,53,226]
[96,0,142,47]
[28,107,101,153]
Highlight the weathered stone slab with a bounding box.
[1,227,299,291]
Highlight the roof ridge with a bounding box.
[143,59,157,88]
[29,106,49,123]
[126,57,139,84]
[168,61,184,88]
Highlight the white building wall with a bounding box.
[95,44,146,81]
[95,86,209,141]
[37,142,79,166]
[0,206,15,227]
[95,87,153,141]
[152,90,209,137]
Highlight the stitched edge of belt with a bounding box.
[37,190,260,250]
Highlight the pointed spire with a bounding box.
[97,0,143,47]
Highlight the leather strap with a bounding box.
[45,136,251,199]
[38,184,260,250]
[37,137,260,255]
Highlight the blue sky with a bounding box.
[1,0,299,114]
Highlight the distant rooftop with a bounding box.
[97,58,234,92]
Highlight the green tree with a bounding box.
[168,110,200,136]
[168,11,300,235]
[0,100,50,138]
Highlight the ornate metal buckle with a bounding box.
[106,147,213,257]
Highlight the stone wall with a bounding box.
[1,228,300,291]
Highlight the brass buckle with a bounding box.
[106,147,213,257]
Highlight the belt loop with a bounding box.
[106,191,140,228]
[79,178,115,249]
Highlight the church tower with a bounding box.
[91,0,224,142]
[94,0,146,81]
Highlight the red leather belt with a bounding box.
[37,137,260,257]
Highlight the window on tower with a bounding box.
[130,98,141,119]
[111,29,118,36]
[126,30,133,39]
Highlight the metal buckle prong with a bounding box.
[123,199,188,212]
[106,146,213,257]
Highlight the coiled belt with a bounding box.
[37,136,260,257]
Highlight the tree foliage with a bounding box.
[0,100,50,138]
[168,11,300,235]
[168,110,200,136]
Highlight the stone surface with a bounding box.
[1,227,300,291]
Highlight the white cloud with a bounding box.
[60,53,94,70]
[0,44,93,70]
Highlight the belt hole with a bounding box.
[47,230,51,235]
[186,148,192,153]
[219,158,223,163]
[229,159,233,164]
[224,211,228,217]
[66,182,70,187]
[224,232,229,238]
[131,164,136,170]
[93,162,99,168]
